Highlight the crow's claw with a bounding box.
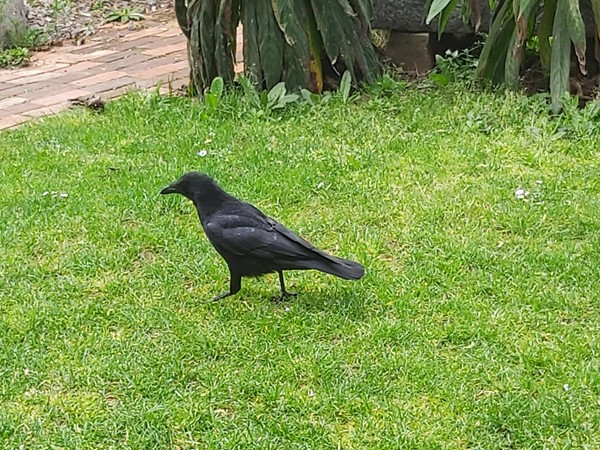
[272,291,297,303]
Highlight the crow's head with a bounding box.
[160,172,217,201]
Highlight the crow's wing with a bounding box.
[238,202,343,264]
[204,211,314,260]
[203,204,365,280]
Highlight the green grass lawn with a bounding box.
[1,82,599,449]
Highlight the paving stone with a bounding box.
[20,83,79,100]
[134,60,188,79]
[118,26,166,42]
[91,50,140,63]
[51,71,97,84]
[98,85,135,99]
[58,60,102,73]
[109,35,161,53]
[159,35,187,46]
[142,41,187,57]
[1,19,244,129]
[0,114,30,130]
[68,42,111,55]
[0,81,53,97]
[122,53,183,75]
[30,89,92,106]
[0,97,28,108]
[23,105,66,118]
[1,101,50,115]
[0,64,69,83]
[0,82,12,91]
[6,71,65,85]
[72,71,128,87]
[157,27,182,38]
[88,77,139,94]
[81,50,119,60]
[99,53,154,71]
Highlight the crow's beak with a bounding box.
[160,184,178,195]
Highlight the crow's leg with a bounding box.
[274,270,296,302]
[211,271,241,301]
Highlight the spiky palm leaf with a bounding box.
[427,0,599,112]
[177,0,379,94]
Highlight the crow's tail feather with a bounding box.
[309,255,365,280]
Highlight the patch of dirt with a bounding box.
[25,0,175,46]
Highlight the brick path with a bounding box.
[0,18,243,131]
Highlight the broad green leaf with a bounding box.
[210,76,224,98]
[550,0,571,114]
[506,0,537,88]
[260,90,269,108]
[477,0,515,82]
[174,0,190,39]
[188,0,205,92]
[340,70,352,102]
[242,1,262,85]
[199,0,218,83]
[267,82,287,107]
[538,0,557,70]
[591,0,600,41]
[305,5,324,92]
[214,0,236,84]
[347,0,380,82]
[310,0,359,82]
[257,0,284,89]
[271,0,312,90]
[348,0,373,28]
[504,31,522,89]
[238,75,260,106]
[438,0,459,35]
[429,73,450,86]
[205,93,218,109]
[565,0,586,74]
[273,93,300,108]
[300,89,313,101]
[426,0,454,25]
[516,0,537,19]
[591,0,600,65]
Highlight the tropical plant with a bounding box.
[427,0,600,113]
[105,6,145,23]
[174,0,380,95]
[0,46,28,68]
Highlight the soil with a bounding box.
[25,0,175,46]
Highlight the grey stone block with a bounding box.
[372,0,596,37]
[1,0,28,48]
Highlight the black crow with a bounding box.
[160,172,364,301]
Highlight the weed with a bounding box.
[105,6,145,24]
[0,46,28,67]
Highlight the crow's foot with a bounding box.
[211,291,232,302]
[272,291,297,303]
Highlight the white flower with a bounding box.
[563,384,569,391]
[515,188,529,200]
[42,191,49,196]
[60,193,68,198]
[317,181,325,189]
[204,138,212,144]
[197,150,208,157]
